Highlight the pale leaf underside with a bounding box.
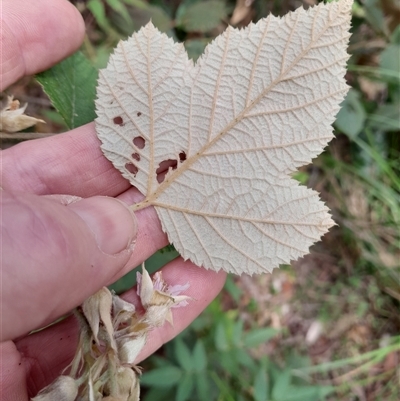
[95,0,352,274]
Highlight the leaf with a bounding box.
[142,387,175,401]
[253,368,269,401]
[233,348,256,369]
[140,366,183,387]
[193,340,208,371]
[271,370,291,401]
[174,339,194,371]
[243,327,278,348]
[195,372,211,401]
[87,0,117,35]
[367,103,400,132]
[106,0,131,24]
[231,320,244,347]
[214,322,229,351]
[175,374,194,401]
[176,0,227,33]
[109,1,172,36]
[276,385,334,401]
[184,39,210,61]
[37,52,98,129]
[95,0,352,275]
[380,43,400,74]
[334,88,366,138]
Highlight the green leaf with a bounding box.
[233,348,256,369]
[243,328,278,348]
[143,387,175,401]
[87,0,115,34]
[334,89,367,138]
[141,366,183,387]
[184,39,210,61]
[367,103,400,132]
[133,5,172,32]
[121,0,148,7]
[390,25,400,45]
[224,274,242,304]
[176,374,194,401]
[109,1,172,36]
[348,64,400,84]
[277,385,334,401]
[219,350,240,375]
[193,340,207,371]
[253,368,269,401]
[380,44,400,74]
[41,109,67,128]
[176,0,226,33]
[271,370,291,401]
[196,372,211,401]
[174,339,194,371]
[36,52,98,130]
[215,321,229,351]
[231,320,244,347]
[106,0,131,23]
[363,0,389,37]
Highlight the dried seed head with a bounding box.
[0,96,45,132]
[136,265,192,326]
[82,287,117,350]
[31,376,78,401]
[116,367,140,399]
[37,266,191,400]
[118,335,147,365]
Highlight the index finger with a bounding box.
[1,0,85,90]
[0,123,132,197]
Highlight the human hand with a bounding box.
[0,1,226,399]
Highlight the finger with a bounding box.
[0,341,29,401]
[1,186,171,341]
[1,190,137,341]
[13,260,226,398]
[1,0,85,90]
[0,123,178,199]
[0,123,131,197]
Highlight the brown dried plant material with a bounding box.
[31,376,78,401]
[96,0,352,275]
[82,287,117,351]
[230,0,254,26]
[32,267,190,401]
[0,96,45,132]
[137,265,191,326]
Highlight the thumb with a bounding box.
[1,190,137,341]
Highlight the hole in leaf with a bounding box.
[132,153,140,161]
[156,159,178,183]
[179,151,186,162]
[137,111,142,117]
[125,163,138,176]
[113,116,124,125]
[133,136,145,149]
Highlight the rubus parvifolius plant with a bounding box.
[32,0,353,399]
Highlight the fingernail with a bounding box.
[69,196,138,255]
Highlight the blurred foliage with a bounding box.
[140,288,335,401]
[33,0,400,399]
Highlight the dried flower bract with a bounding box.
[31,266,191,401]
[0,96,45,132]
